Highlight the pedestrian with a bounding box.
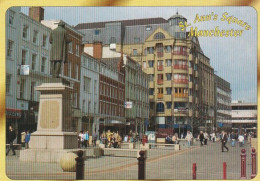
[199,131,204,146]
[203,132,209,145]
[92,132,97,147]
[21,130,26,149]
[6,125,16,156]
[211,132,216,142]
[238,134,244,147]
[221,131,229,152]
[230,132,236,147]
[185,131,193,147]
[84,131,89,148]
[25,130,31,149]
[78,131,84,148]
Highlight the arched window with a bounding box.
[154,32,165,40]
[156,102,165,112]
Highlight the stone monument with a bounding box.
[20,21,80,163]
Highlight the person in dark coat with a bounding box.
[199,131,204,146]
[6,125,16,156]
[221,131,229,152]
[49,21,71,78]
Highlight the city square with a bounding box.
[4,6,257,180]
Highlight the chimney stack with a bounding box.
[29,7,44,22]
[93,42,102,59]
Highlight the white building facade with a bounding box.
[6,7,21,133]
[80,53,100,134]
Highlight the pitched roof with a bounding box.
[75,17,167,30]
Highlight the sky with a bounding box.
[21,7,258,103]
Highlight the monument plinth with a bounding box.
[20,81,81,163]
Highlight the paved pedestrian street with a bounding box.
[6,141,255,180]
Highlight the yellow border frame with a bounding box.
[0,0,259,180]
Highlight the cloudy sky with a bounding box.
[22,7,257,103]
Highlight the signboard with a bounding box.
[6,108,22,119]
[124,101,132,109]
[20,65,30,75]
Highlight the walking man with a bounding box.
[199,131,204,146]
[185,130,193,147]
[6,125,16,156]
[221,131,229,152]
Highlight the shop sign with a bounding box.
[6,108,22,119]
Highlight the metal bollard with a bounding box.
[251,148,257,179]
[240,149,246,179]
[192,163,196,180]
[75,150,85,180]
[223,162,227,180]
[137,150,146,180]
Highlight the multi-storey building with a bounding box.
[98,58,125,134]
[84,44,149,134]
[16,8,52,139]
[80,53,100,134]
[231,101,257,131]
[214,75,232,130]
[41,18,84,132]
[75,13,215,134]
[6,7,21,135]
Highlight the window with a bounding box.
[41,57,46,73]
[166,87,172,95]
[20,79,25,99]
[148,60,154,67]
[22,25,28,39]
[166,73,172,80]
[7,40,14,58]
[75,44,79,56]
[73,92,77,107]
[158,74,163,80]
[134,37,140,43]
[30,81,36,101]
[146,26,152,31]
[68,61,71,77]
[156,102,164,112]
[21,50,27,65]
[147,47,154,54]
[149,74,154,81]
[84,77,91,93]
[166,102,172,109]
[33,30,38,44]
[143,61,146,69]
[75,64,78,79]
[31,54,37,70]
[9,10,14,25]
[133,49,138,56]
[166,59,172,66]
[6,74,11,94]
[154,32,165,40]
[68,42,72,53]
[109,37,116,44]
[165,45,172,53]
[94,29,100,35]
[149,88,154,95]
[42,35,47,47]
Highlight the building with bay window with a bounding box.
[75,12,216,134]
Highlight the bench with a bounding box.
[120,142,136,149]
[103,148,147,158]
[149,143,180,150]
[6,144,22,150]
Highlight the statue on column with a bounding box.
[49,21,71,78]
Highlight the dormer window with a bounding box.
[146,26,152,31]
[154,32,165,40]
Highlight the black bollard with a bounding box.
[75,150,85,180]
[137,150,146,180]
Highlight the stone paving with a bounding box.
[5,140,256,180]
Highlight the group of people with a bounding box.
[78,130,98,148]
[6,126,31,156]
[165,133,180,144]
[100,130,122,148]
